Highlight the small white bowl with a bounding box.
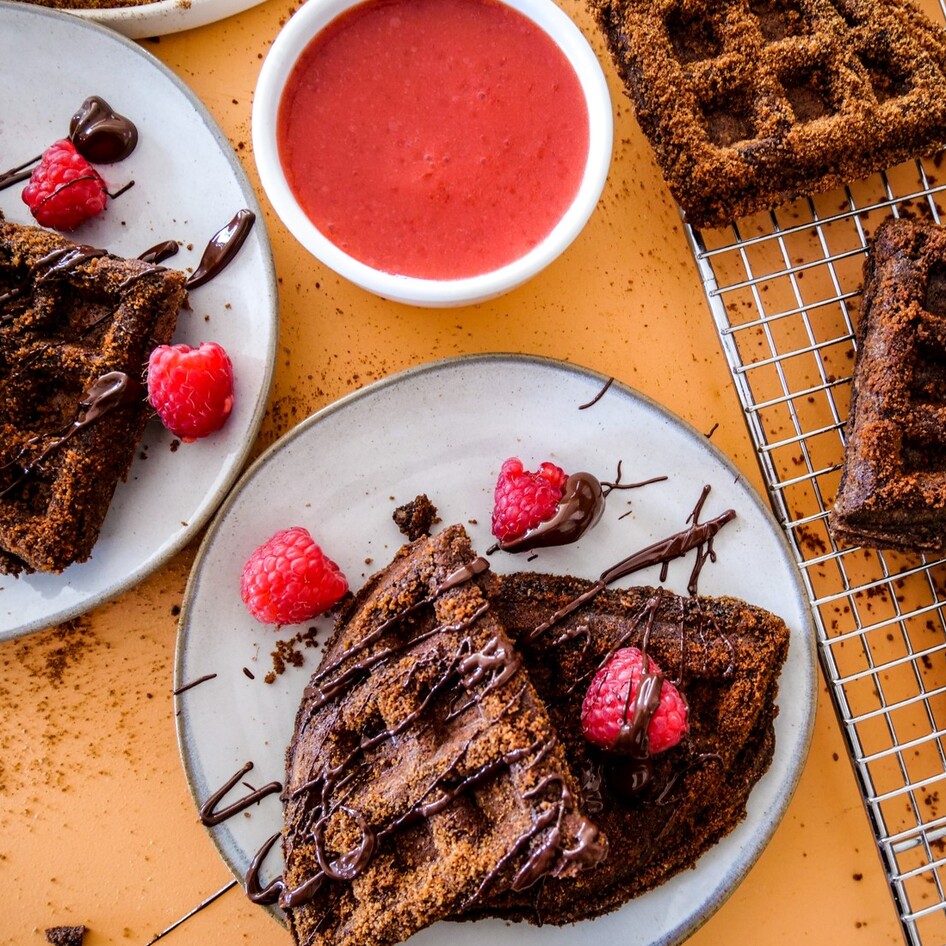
[252,0,613,307]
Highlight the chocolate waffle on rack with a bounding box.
[831,218,946,552]
[590,0,946,228]
[0,218,185,574]
[279,525,606,946]
[469,572,790,924]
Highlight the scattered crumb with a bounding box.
[45,927,86,946]
[265,626,320,683]
[393,494,439,540]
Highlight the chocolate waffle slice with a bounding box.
[0,218,185,574]
[830,218,946,552]
[280,525,606,946]
[590,0,946,228]
[468,573,790,924]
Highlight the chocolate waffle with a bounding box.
[469,572,790,924]
[0,218,185,574]
[590,0,946,228]
[280,525,607,946]
[830,218,946,552]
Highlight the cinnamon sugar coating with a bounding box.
[470,572,790,923]
[282,525,605,946]
[590,0,946,228]
[282,525,790,941]
[0,218,186,574]
[831,218,946,552]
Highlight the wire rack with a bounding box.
[685,9,946,940]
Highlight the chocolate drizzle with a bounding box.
[0,155,41,193]
[198,761,282,827]
[0,245,108,310]
[138,240,180,265]
[522,485,735,645]
[185,209,255,289]
[0,371,138,498]
[69,96,138,164]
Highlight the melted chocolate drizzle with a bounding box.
[0,245,108,311]
[0,96,138,194]
[522,485,735,645]
[69,96,139,164]
[138,240,180,265]
[198,761,282,827]
[0,371,138,498]
[185,209,255,289]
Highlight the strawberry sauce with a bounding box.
[277,0,590,280]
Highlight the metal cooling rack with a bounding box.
[685,64,946,943]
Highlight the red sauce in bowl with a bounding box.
[277,0,591,280]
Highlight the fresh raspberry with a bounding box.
[241,527,348,625]
[581,647,688,754]
[146,341,234,443]
[491,457,568,543]
[21,139,108,230]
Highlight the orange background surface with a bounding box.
[0,1,915,944]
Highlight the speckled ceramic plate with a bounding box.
[64,0,267,39]
[0,3,277,640]
[176,354,816,946]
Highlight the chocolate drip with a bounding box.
[138,240,180,265]
[172,673,217,695]
[494,472,605,553]
[600,487,735,594]
[523,486,736,645]
[0,371,137,498]
[1,245,108,311]
[69,96,138,163]
[605,651,665,795]
[198,761,282,827]
[577,376,614,410]
[0,154,41,192]
[184,209,255,289]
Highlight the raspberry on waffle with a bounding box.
[830,218,946,552]
[590,0,946,228]
[0,217,186,574]
[470,572,790,924]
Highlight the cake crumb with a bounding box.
[393,494,439,540]
[45,927,86,946]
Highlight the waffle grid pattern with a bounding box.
[592,0,946,228]
[687,6,946,939]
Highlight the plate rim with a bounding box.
[0,0,279,641]
[66,0,268,39]
[175,352,818,942]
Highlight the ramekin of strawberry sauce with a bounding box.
[252,0,612,307]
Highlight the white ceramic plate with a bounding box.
[0,3,277,640]
[68,0,267,39]
[176,354,816,946]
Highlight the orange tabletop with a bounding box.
[0,1,914,945]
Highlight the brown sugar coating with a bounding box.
[392,492,440,541]
[16,0,163,8]
[469,572,790,924]
[590,0,946,228]
[281,525,606,946]
[830,218,946,552]
[0,218,186,574]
